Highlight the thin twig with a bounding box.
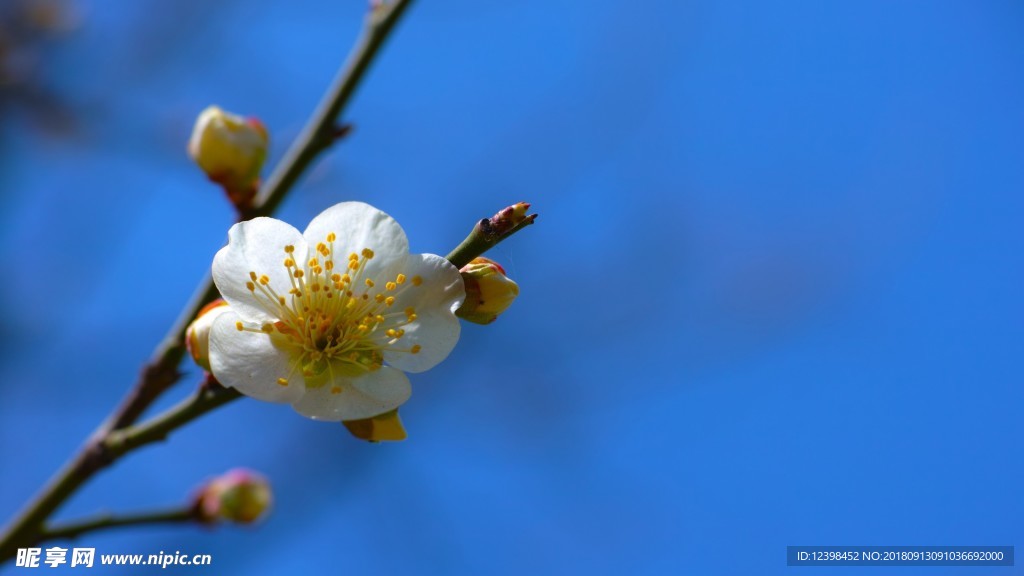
[42,508,196,542]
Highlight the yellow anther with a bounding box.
[375,315,385,324]
[284,258,294,267]
[277,377,289,386]
[259,275,270,285]
[308,258,319,267]
[412,276,423,286]
[396,329,405,338]
[375,294,385,303]
[358,324,369,332]
[330,386,342,395]
[235,321,244,331]
[407,313,417,321]
[261,323,274,333]
[326,232,336,242]
[349,252,358,261]
[317,243,329,255]
[396,274,406,284]
[348,260,359,270]
[362,248,374,259]
[385,296,396,307]
[325,261,334,271]
[386,329,397,338]
[284,245,295,253]
[331,274,341,282]
[342,274,351,283]
[411,344,422,354]
[278,296,286,306]
[365,279,375,288]
[386,282,397,291]
[312,284,321,292]
[289,288,301,295]
[294,270,304,278]
[246,281,255,291]
[404,307,416,316]
[249,271,258,281]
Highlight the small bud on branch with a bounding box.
[446,202,537,269]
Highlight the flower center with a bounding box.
[236,232,423,392]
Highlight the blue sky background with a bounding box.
[1,0,1022,574]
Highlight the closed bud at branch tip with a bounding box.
[188,105,269,209]
[456,257,519,324]
[185,299,230,372]
[486,202,535,237]
[343,408,407,442]
[195,468,272,525]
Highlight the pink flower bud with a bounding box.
[196,468,272,525]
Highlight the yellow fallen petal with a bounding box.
[343,409,407,442]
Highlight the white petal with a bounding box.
[382,253,464,373]
[302,202,409,281]
[208,310,305,404]
[212,217,309,324]
[291,367,411,421]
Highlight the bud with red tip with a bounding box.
[456,257,519,324]
[188,105,268,207]
[487,202,534,236]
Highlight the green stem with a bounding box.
[0,0,416,563]
[42,508,196,542]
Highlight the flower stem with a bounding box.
[41,508,196,543]
[0,0,416,563]
[103,382,243,461]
